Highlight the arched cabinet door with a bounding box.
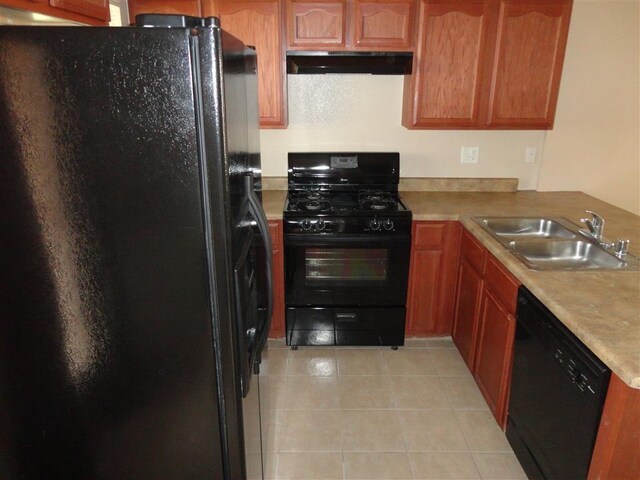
[403,0,493,128]
[487,0,573,128]
[286,0,347,49]
[204,0,287,128]
[352,0,416,50]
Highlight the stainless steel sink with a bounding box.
[477,217,577,239]
[473,216,636,271]
[507,239,629,271]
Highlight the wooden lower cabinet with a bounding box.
[452,227,519,427]
[268,220,285,338]
[405,221,461,336]
[474,285,515,426]
[451,258,483,369]
[588,374,640,480]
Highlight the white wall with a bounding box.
[537,0,640,215]
[260,75,546,189]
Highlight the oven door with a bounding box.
[284,233,410,307]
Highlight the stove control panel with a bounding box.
[284,216,411,235]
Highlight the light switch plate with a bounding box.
[461,147,479,164]
[525,147,538,163]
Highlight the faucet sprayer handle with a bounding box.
[614,239,630,258]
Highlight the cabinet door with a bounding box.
[207,0,287,128]
[51,0,110,21]
[128,0,201,22]
[487,0,572,128]
[405,221,461,336]
[452,259,483,370]
[474,287,516,427]
[403,0,492,128]
[268,221,285,338]
[352,0,416,50]
[287,0,347,49]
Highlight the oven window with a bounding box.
[305,248,388,281]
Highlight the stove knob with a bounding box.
[369,219,381,231]
[301,219,312,231]
[383,219,394,231]
[316,220,326,231]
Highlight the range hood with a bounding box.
[286,51,413,75]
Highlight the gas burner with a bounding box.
[370,202,388,211]
[361,191,389,202]
[307,192,322,201]
[303,200,331,212]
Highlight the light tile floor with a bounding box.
[260,338,527,480]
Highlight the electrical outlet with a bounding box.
[461,147,479,164]
[525,147,538,163]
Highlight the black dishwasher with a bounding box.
[507,286,611,480]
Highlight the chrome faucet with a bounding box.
[580,210,631,258]
[580,210,605,241]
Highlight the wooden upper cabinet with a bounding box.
[205,0,287,128]
[487,0,572,128]
[50,0,110,21]
[404,0,572,129]
[287,0,347,49]
[352,0,416,50]
[1,0,110,23]
[128,0,201,21]
[403,1,492,127]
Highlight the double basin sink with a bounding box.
[474,217,636,271]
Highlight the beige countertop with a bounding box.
[263,188,640,388]
[262,190,287,220]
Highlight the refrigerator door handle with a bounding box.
[244,174,273,355]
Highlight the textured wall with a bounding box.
[259,75,546,190]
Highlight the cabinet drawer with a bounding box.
[484,254,519,313]
[460,229,486,274]
[413,222,445,249]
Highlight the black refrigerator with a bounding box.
[0,15,273,480]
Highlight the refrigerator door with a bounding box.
[192,23,271,479]
[0,26,226,479]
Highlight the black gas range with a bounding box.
[283,152,412,348]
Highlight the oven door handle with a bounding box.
[245,174,273,359]
[284,234,411,245]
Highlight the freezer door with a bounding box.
[0,26,225,479]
